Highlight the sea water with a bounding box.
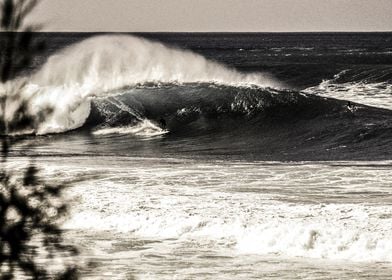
[4,32,392,279]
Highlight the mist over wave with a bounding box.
[1,35,280,135]
[33,35,280,89]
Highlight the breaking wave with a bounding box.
[303,68,392,110]
[2,35,392,147]
[1,35,280,135]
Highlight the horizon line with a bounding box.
[1,30,392,33]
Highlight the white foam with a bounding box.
[304,75,392,110]
[1,35,280,135]
[93,119,167,137]
[55,159,392,263]
[64,201,392,262]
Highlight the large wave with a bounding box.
[1,35,280,135]
[80,83,392,162]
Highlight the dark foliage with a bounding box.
[0,0,45,83]
[0,1,79,279]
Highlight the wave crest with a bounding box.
[33,35,280,90]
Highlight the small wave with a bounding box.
[304,81,392,110]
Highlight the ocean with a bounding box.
[5,32,392,279]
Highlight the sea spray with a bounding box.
[32,35,279,89]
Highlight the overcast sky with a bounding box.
[30,0,392,32]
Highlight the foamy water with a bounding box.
[93,119,167,137]
[303,71,392,110]
[10,156,390,279]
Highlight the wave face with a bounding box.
[2,35,279,135]
[86,84,350,132]
[75,82,392,161]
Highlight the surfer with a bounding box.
[158,118,167,129]
[347,101,355,113]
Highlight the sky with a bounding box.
[30,0,392,32]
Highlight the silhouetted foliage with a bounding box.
[0,1,79,279]
[0,0,45,83]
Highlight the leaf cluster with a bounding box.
[0,1,80,279]
[0,0,45,83]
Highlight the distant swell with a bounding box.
[2,35,280,135]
